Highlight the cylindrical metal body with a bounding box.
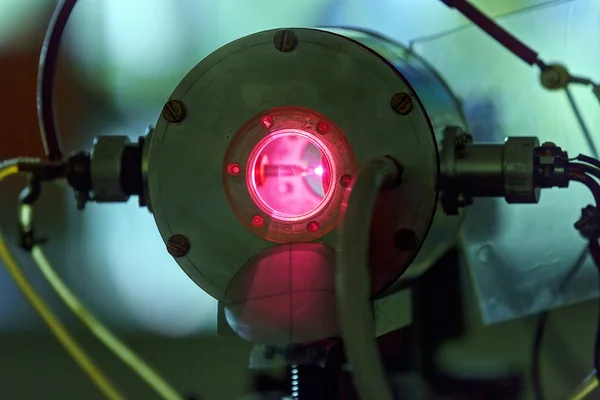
[145,27,468,344]
[455,144,505,198]
[452,138,540,203]
[326,28,469,283]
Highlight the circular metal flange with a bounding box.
[223,106,356,243]
[147,28,439,301]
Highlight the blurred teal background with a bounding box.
[0,0,599,398]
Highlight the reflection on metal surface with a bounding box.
[415,0,600,324]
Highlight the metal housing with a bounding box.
[146,28,454,302]
[326,28,469,286]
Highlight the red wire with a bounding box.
[440,0,544,67]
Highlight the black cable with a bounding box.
[570,163,600,182]
[38,0,78,161]
[577,154,600,171]
[569,169,600,390]
[569,170,600,206]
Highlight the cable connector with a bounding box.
[66,135,147,210]
[533,142,570,188]
[440,126,541,214]
[575,205,600,240]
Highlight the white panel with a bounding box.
[414,0,600,323]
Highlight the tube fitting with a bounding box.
[66,134,147,209]
[440,126,540,214]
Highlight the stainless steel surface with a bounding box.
[414,0,600,324]
[328,28,469,284]
[147,28,440,301]
[90,135,131,202]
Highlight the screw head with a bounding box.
[390,93,413,115]
[227,163,241,176]
[252,214,264,227]
[393,229,418,252]
[307,221,320,233]
[262,116,275,129]
[167,234,190,257]
[316,121,330,135]
[162,100,187,123]
[339,174,352,188]
[273,29,298,52]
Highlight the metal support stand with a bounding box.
[408,247,523,399]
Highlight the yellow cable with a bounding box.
[569,372,597,400]
[29,244,181,400]
[0,164,18,182]
[0,164,125,400]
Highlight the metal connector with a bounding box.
[66,133,147,209]
[440,126,540,214]
[533,142,570,189]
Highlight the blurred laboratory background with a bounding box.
[0,0,599,398]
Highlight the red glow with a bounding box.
[262,116,274,129]
[247,130,333,221]
[252,215,264,227]
[307,221,320,233]
[223,106,357,243]
[228,163,241,176]
[339,174,352,188]
[316,121,330,135]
